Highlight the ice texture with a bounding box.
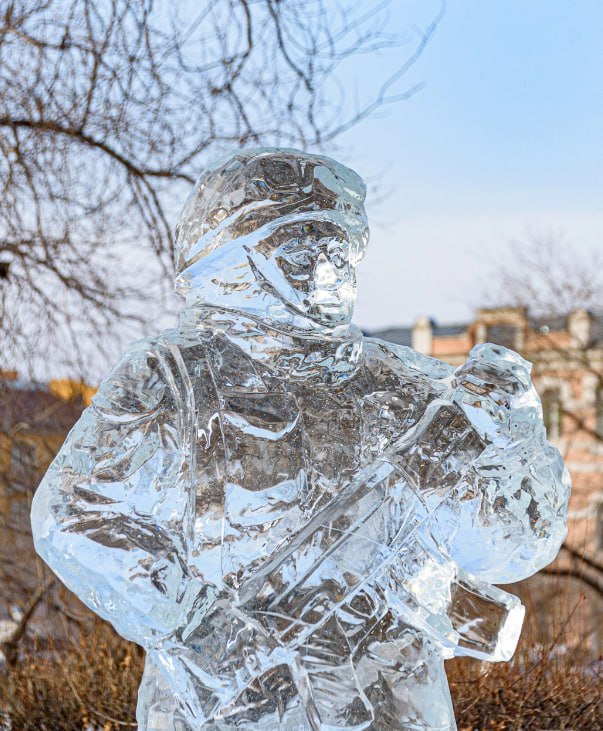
[31,148,570,730]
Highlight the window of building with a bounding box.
[596,387,603,439]
[541,389,562,440]
[595,500,603,553]
[485,324,519,349]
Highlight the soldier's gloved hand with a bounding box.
[431,343,571,583]
[450,343,542,444]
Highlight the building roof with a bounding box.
[366,326,413,347]
[368,309,603,350]
[432,323,467,337]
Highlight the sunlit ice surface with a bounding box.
[31,149,569,730]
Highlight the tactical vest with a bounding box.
[161,327,434,594]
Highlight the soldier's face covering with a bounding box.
[174,148,368,333]
[248,217,365,328]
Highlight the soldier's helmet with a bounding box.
[174,148,368,295]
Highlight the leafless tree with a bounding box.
[0,0,444,378]
[482,231,602,320]
[482,231,603,442]
[482,232,603,625]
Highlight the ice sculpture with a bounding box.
[31,149,570,730]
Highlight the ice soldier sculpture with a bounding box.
[32,149,570,730]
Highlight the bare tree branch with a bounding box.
[540,566,603,598]
[561,542,603,575]
[1,576,55,664]
[0,0,442,378]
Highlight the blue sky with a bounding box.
[338,0,603,329]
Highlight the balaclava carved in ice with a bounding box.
[174,148,369,338]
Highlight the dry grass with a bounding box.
[449,577,602,730]
[2,612,601,730]
[0,572,601,729]
[0,621,144,731]
[448,647,601,730]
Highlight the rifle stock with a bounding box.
[238,400,524,662]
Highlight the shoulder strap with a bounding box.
[151,335,205,553]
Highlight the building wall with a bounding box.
[400,307,603,562]
[390,306,603,655]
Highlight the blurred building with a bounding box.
[0,373,90,611]
[373,306,603,556]
[0,373,93,493]
[373,306,603,654]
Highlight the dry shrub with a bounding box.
[448,650,601,730]
[448,576,603,730]
[1,620,143,731]
[1,575,601,729]
[448,653,603,731]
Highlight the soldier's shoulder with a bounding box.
[91,328,207,417]
[111,328,217,371]
[363,336,454,383]
[121,326,212,353]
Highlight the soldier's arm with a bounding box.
[442,343,571,583]
[31,338,208,647]
[238,439,524,663]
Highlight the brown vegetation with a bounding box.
[448,615,602,730]
[449,658,601,730]
[1,597,601,730]
[1,619,143,731]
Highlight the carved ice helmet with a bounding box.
[174,148,369,328]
